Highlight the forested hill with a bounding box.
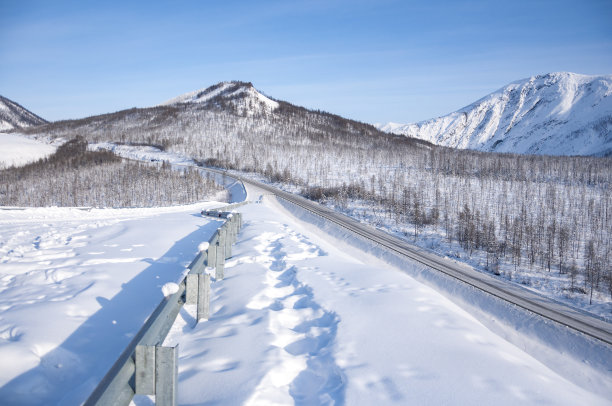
[20,79,612,308]
[0,95,47,132]
[23,80,432,168]
[377,72,612,157]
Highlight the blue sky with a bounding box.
[1,0,611,124]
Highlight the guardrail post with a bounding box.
[224,225,232,259]
[197,273,210,321]
[185,274,198,305]
[215,237,225,280]
[231,215,238,243]
[156,345,178,406]
[207,240,216,269]
[187,270,210,322]
[135,345,155,395]
[233,214,239,240]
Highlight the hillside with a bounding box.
[378,72,612,156]
[0,95,47,132]
[21,80,612,312]
[23,81,423,168]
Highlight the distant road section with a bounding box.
[204,168,612,347]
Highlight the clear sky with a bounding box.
[1,0,611,124]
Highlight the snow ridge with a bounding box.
[378,72,612,156]
[159,81,279,116]
[0,95,47,132]
[245,228,343,405]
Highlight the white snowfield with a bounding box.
[153,187,609,405]
[0,133,56,168]
[378,72,612,156]
[0,202,227,405]
[0,194,610,405]
[1,140,609,405]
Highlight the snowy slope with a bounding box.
[378,72,612,156]
[159,81,279,116]
[0,133,56,168]
[1,198,608,405]
[0,202,228,405]
[156,190,610,405]
[0,147,609,404]
[0,96,47,132]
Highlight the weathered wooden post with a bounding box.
[231,214,238,242]
[197,273,210,321]
[215,234,225,280]
[186,273,210,322]
[224,224,232,259]
[135,345,155,395]
[134,344,179,406]
[155,345,178,406]
[185,274,198,306]
[207,236,217,269]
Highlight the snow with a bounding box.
[1,144,609,405]
[0,133,56,169]
[162,282,180,297]
[0,202,227,405]
[158,81,279,114]
[88,142,196,166]
[377,72,612,156]
[91,143,612,318]
[89,142,248,203]
[0,96,47,132]
[234,86,280,111]
[147,186,610,405]
[159,82,235,106]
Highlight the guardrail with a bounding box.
[84,206,245,406]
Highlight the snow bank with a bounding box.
[272,194,612,398]
[0,133,56,168]
[0,202,226,405]
[162,282,180,297]
[157,193,610,405]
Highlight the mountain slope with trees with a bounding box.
[22,80,612,310]
[0,95,47,132]
[0,136,225,207]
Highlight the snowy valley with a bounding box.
[1,72,611,405]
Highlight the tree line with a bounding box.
[0,136,226,207]
[23,94,612,304]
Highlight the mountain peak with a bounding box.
[378,72,612,156]
[0,95,47,132]
[159,81,279,115]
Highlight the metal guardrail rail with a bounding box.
[84,207,244,406]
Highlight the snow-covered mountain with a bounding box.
[377,72,612,156]
[160,81,279,116]
[0,95,47,132]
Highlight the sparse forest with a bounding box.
[24,92,612,305]
[0,136,225,207]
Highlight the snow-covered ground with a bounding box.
[1,141,609,405]
[0,202,227,405]
[0,133,56,168]
[129,186,609,405]
[87,143,612,318]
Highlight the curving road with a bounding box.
[197,168,612,347]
